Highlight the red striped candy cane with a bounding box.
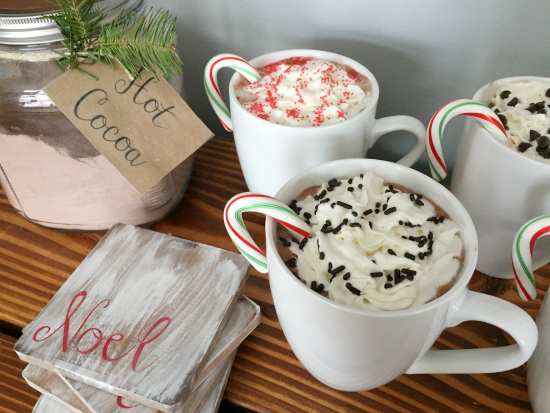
[427,99,512,181]
[204,54,261,132]
[224,193,312,273]
[512,215,550,301]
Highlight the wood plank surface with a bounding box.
[0,137,547,413]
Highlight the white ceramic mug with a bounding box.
[528,290,550,413]
[210,49,426,196]
[264,158,538,391]
[451,76,550,279]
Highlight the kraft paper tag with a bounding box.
[44,63,213,195]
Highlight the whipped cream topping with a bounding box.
[489,81,550,164]
[234,57,372,127]
[285,172,463,311]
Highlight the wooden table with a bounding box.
[0,137,548,413]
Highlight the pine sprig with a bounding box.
[40,0,182,80]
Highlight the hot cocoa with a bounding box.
[277,171,464,311]
[234,57,372,127]
[488,81,550,163]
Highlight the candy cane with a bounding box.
[224,193,312,273]
[427,99,512,181]
[204,54,261,132]
[512,215,550,301]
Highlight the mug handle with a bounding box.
[406,290,538,374]
[371,116,427,167]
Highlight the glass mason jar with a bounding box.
[0,0,193,231]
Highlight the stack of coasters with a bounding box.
[14,224,259,413]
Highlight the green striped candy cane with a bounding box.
[427,99,512,181]
[512,215,550,301]
[224,193,312,273]
[204,54,261,132]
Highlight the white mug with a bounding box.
[451,76,550,279]
[265,158,538,391]
[214,49,426,196]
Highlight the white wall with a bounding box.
[150,0,550,182]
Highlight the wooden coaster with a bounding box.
[16,224,250,412]
[30,350,237,413]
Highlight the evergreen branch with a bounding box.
[96,9,183,80]
[38,0,182,80]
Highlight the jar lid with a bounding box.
[0,0,146,45]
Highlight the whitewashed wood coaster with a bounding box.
[33,395,74,413]
[23,365,92,413]
[54,296,259,413]
[15,224,250,413]
[199,348,236,413]
[28,349,237,413]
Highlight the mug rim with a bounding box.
[266,158,479,318]
[473,75,550,169]
[228,49,380,131]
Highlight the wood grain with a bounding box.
[1,137,547,413]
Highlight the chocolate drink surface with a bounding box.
[488,80,550,164]
[277,172,464,311]
[234,57,372,127]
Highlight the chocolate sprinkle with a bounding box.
[406,275,414,281]
[327,186,334,192]
[410,194,415,202]
[387,275,393,281]
[538,147,550,158]
[402,269,417,275]
[363,209,373,216]
[279,237,287,243]
[500,90,511,99]
[418,253,425,260]
[283,241,291,247]
[328,262,333,272]
[375,209,380,214]
[382,204,387,211]
[437,216,446,224]
[347,187,354,192]
[316,283,325,293]
[348,178,353,184]
[388,249,396,256]
[370,272,384,277]
[415,199,424,206]
[497,114,507,125]
[343,272,351,280]
[350,223,362,228]
[337,201,352,209]
[331,265,346,275]
[285,258,297,268]
[358,184,363,189]
[384,207,397,215]
[376,202,381,208]
[331,203,336,208]
[328,179,341,187]
[319,190,326,199]
[384,283,392,289]
[546,88,550,98]
[299,237,308,250]
[428,232,433,240]
[319,252,325,260]
[369,221,373,229]
[507,97,519,107]
[292,236,299,244]
[311,281,317,291]
[346,282,361,296]
[527,103,537,114]
[404,252,415,260]
[395,273,406,285]
[352,211,358,217]
[360,174,364,178]
[535,101,546,111]
[530,130,541,142]
[304,212,312,219]
[332,219,348,234]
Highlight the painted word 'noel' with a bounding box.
[32,291,171,372]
